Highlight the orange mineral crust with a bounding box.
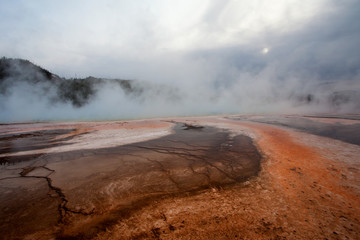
[0,115,359,239]
[95,119,359,240]
[239,121,359,234]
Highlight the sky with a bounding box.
[0,0,360,121]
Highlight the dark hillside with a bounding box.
[0,57,181,108]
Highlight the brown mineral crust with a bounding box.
[49,124,262,239]
[1,116,359,240]
[0,177,60,239]
[0,120,263,239]
[95,119,360,239]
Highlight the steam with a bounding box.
[0,0,359,122]
[0,56,359,123]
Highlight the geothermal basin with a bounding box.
[0,115,359,239]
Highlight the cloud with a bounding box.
[0,0,338,76]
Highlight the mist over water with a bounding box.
[0,57,359,123]
[0,1,360,122]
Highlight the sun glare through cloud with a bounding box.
[261,47,269,54]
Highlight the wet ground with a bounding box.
[0,129,81,164]
[229,115,360,145]
[0,121,261,239]
[0,115,359,239]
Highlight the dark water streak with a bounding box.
[230,116,360,146]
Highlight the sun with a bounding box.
[261,47,269,54]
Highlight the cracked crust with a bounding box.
[0,121,261,239]
[1,115,359,239]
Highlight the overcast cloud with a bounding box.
[0,0,359,121]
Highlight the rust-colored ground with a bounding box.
[1,115,359,239]
[93,118,360,239]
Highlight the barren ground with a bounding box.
[0,115,359,239]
